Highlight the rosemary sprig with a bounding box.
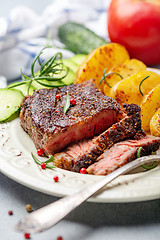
[139,76,150,96]
[31,152,56,169]
[137,147,156,170]
[64,91,70,113]
[99,68,123,87]
[8,47,69,95]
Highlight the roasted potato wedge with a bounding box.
[103,58,146,97]
[75,43,130,91]
[141,84,160,132]
[112,70,160,106]
[150,108,160,137]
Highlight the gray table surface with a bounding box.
[1,1,160,240]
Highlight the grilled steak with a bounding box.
[87,135,160,175]
[20,80,123,156]
[53,104,144,172]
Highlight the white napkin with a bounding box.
[0,0,111,87]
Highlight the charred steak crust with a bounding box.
[20,80,123,156]
[87,136,160,175]
[73,104,142,172]
[53,103,144,172]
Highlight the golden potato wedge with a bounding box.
[75,43,130,91]
[103,58,146,97]
[150,108,160,137]
[141,84,160,132]
[112,70,160,106]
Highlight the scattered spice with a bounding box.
[8,210,13,215]
[80,168,87,174]
[24,233,31,239]
[37,148,44,156]
[70,98,76,105]
[53,175,59,182]
[25,204,33,213]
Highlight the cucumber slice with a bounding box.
[69,54,87,65]
[58,22,106,54]
[0,88,24,122]
[7,81,35,95]
[62,59,78,73]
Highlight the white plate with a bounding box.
[0,68,160,203]
[0,117,160,203]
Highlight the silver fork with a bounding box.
[16,154,160,234]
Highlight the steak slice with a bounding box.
[87,135,160,175]
[20,80,123,156]
[53,104,143,172]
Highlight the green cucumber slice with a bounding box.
[62,59,78,73]
[7,81,35,95]
[69,54,87,65]
[0,88,24,122]
[58,22,106,54]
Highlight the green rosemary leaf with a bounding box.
[27,81,32,95]
[45,164,56,169]
[64,91,70,113]
[21,47,69,93]
[141,161,157,170]
[7,81,26,89]
[39,54,60,76]
[45,155,54,164]
[137,147,157,170]
[31,152,56,169]
[35,80,66,88]
[31,152,42,165]
[99,68,123,87]
[137,146,142,158]
[31,50,44,77]
[139,76,150,96]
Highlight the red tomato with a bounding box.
[108,0,160,66]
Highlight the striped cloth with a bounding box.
[0,0,111,86]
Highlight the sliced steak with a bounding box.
[53,104,143,172]
[20,80,123,156]
[87,135,160,175]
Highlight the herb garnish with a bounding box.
[8,47,69,95]
[99,68,123,87]
[64,91,70,113]
[31,152,56,169]
[137,146,156,170]
[139,76,150,96]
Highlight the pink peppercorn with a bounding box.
[55,94,61,100]
[41,163,46,169]
[24,233,30,239]
[70,98,76,105]
[53,175,59,182]
[37,149,44,156]
[80,168,87,174]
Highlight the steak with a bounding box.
[20,80,123,156]
[53,104,144,172]
[87,135,160,175]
